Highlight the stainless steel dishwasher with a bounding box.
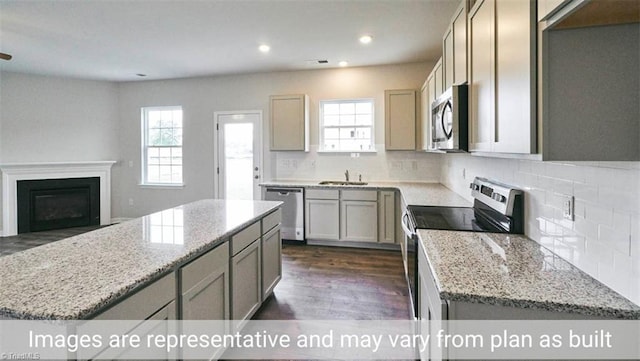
[264,187,304,241]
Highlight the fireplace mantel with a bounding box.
[0,161,116,236]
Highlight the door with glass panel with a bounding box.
[215,111,262,200]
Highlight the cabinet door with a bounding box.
[468,0,495,152]
[181,243,230,320]
[340,200,377,242]
[378,191,396,244]
[262,226,282,299]
[385,89,417,150]
[270,94,309,151]
[182,264,229,320]
[493,0,535,154]
[434,60,443,98]
[305,199,339,240]
[452,3,468,85]
[420,78,431,150]
[231,240,262,321]
[443,27,454,91]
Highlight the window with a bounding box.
[319,99,375,152]
[142,106,183,185]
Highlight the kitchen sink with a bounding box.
[318,180,368,186]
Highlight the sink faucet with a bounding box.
[344,170,349,182]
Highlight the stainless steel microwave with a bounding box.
[431,84,468,152]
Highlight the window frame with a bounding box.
[318,98,376,153]
[140,105,184,187]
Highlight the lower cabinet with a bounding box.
[181,242,230,320]
[340,200,377,242]
[378,191,396,244]
[231,239,262,321]
[262,226,282,299]
[305,188,398,245]
[305,189,340,240]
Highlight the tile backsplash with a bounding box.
[272,145,442,182]
[441,154,640,305]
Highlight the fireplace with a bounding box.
[17,177,100,233]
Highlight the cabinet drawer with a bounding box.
[231,221,261,255]
[262,208,281,234]
[93,272,175,320]
[341,190,377,201]
[306,189,339,200]
[181,242,229,292]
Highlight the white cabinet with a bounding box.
[443,27,454,91]
[339,190,378,243]
[270,94,309,151]
[419,78,431,151]
[452,2,468,85]
[384,89,417,150]
[230,220,263,321]
[93,272,176,321]
[262,225,282,299]
[468,0,495,152]
[468,0,536,154]
[433,59,443,99]
[305,189,340,240]
[181,242,229,320]
[231,239,262,321]
[378,191,396,244]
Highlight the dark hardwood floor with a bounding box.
[1,228,411,320]
[254,243,411,320]
[0,225,104,257]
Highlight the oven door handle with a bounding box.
[401,213,417,239]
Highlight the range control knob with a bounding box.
[470,183,480,191]
[492,193,506,203]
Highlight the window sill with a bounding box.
[139,183,185,189]
[317,149,378,154]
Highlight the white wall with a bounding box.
[0,72,120,231]
[115,62,439,218]
[441,154,640,305]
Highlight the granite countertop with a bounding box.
[418,230,640,319]
[0,199,281,320]
[259,180,471,207]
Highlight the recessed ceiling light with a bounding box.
[359,35,373,44]
[338,61,348,67]
[258,44,270,53]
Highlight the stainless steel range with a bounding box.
[402,177,524,318]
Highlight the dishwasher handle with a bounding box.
[265,188,303,197]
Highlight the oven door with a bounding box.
[401,212,418,319]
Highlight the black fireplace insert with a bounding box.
[17,177,100,233]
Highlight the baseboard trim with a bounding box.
[306,239,400,251]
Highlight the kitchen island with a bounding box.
[0,199,282,320]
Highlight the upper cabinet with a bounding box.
[468,0,536,154]
[385,89,417,150]
[269,94,309,151]
[539,0,640,160]
[443,1,468,90]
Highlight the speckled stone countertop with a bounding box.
[259,180,471,207]
[0,199,281,320]
[418,230,640,319]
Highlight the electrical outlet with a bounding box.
[563,195,574,221]
[128,198,134,206]
[462,168,466,179]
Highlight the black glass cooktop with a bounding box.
[407,205,506,233]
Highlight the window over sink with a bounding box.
[319,99,375,152]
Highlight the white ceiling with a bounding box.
[0,0,459,82]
